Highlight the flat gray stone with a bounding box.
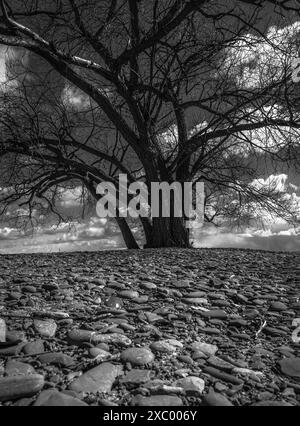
[0,319,6,342]
[270,302,288,312]
[183,298,208,305]
[0,374,44,402]
[119,290,139,299]
[5,360,36,376]
[174,376,205,396]
[69,362,123,394]
[38,352,75,367]
[252,400,294,406]
[120,369,152,386]
[131,395,183,406]
[34,389,87,406]
[191,342,218,357]
[68,329,131,347]
[201,310,228,320]
[279,358,300,379]
[202,392,234,406]
[22,340,44,355]
[34,319,57,338]
[150,339,183,354]
[121,348,155,366]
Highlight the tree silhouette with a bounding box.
[0,0,299,248]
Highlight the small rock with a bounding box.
[69,363,123,394]
[120,369,152,386]
[67,329,95,345]
[0,319,6,342]
[203,367,244,385]
[23,286,37,294]
[174,376,205,396]
[201,310,228,320]
[38,353,75,367]
[131,395,183,406]
[105,296,123,309]
[150,339,183,354]
[144,312,164,323]
[22,340,44,355]
[42,283,59,291]
[88,348,111,361]
[119,290,139,299]
[270,302,288,312]
[34,389,87,406]
[207,356,234,373]
[252,400,293,407]
[5,360,36,376]
[34,319,57,338]
[191,342,218,357]
[202,391,234,406]
[0,374,44,402]
[94,333,132,347]
[182,298,208,305]
[279,358,300,379]
[139,282,157,291]
[121,348,155,366]
[6,330,26,344]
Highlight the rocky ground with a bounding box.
[0,248,299,407]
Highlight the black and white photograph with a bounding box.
[0,0,299,411]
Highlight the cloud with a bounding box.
[224,22,300,88]
[193,223,300,252]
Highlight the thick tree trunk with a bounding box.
[140,217,154,248]
[115,216,140,249]
[147,216,190,248]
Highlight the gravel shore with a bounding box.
[0,248,299,406]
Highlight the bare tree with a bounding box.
[0,0,299,248]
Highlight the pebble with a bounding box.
[5,360,36,376]
[88,348,111,361]
[22,340,44,355]
[67,329,96,345]
[201,310,228,320]
[279,358,300,379]
[0,374,44,402]
[120,369,153,386]
[34,389,87,406]
[174,376,205,396]
[203,367,244,385]
[34,319,57,338]
[0,319,6,342]
[105,297,123,309]
[119,290,139,299]
[270,302,288,312]
[121,348,155,366]
[6,330,26,344]
[69,363,123,394]
[139,282,157,291]
[252,400,294,407]
[150,339,183,354]
[191,342,218,357]
[183,298,208,305]
[94,333,132,346]
[68,329,131,346]
[207,356,234,373]
[131,395,183,406]
[202,391,234,406]
[38,353,75,367]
